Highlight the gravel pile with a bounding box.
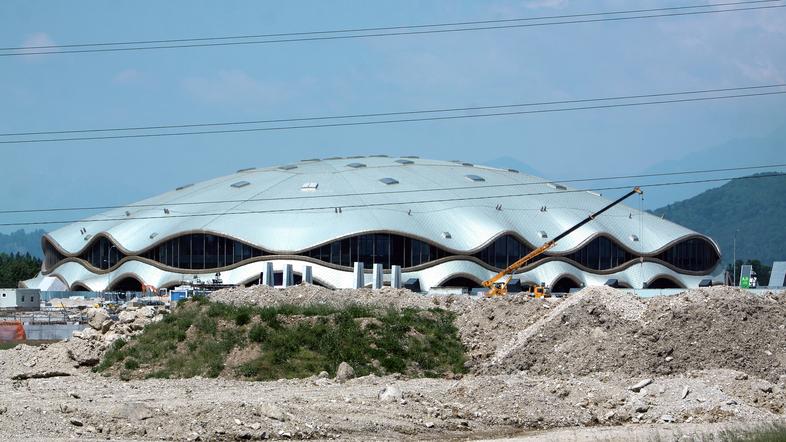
[209,283,444,310]
[481,286,786,381]
[1,305,169,381]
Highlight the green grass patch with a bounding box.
[95,299,467,381]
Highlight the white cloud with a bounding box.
[735,60,785,84]
[112,69,143,84]
[182,70,286,106]
[523,0,567,9]
[17,32,55,60]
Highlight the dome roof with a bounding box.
[44,156,715,257]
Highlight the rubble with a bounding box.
[209,283,442,310]
[335,362,355,382]
[378,384,403,402]
[1,304,169,379]
[2,284,786,441]
[479,286,786,382]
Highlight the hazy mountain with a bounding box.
[641,127,786,209]
[485,157,546,177]
[651,173,786,266]
[0,229,45,259]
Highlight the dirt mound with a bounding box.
[452,293,559,368]
[481,286,786,381]
[0,305,169,380]
[209,283,445,310]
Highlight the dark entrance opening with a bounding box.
[647,277,682,289]
[110,276,143,292]
[552,277,580,294]
[439,276,480,289]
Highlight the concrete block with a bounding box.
[263,262,274,287]
[283,264,293,287]
[372,263,383,290]
[353,262,364,289]
[391,265,402,289]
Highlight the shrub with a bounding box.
[96,299,467,381]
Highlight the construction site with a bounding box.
[3,1,786,440]
[2,284,786,440]
[2,182,786,441]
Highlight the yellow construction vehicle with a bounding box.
[530,283,549,299]
[482,187,643,297]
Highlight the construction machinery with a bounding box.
[482,187,643,297]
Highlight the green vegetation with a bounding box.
[0,252,42,287]
[652,173,786,269]
[0,342,18,350]
[95,299,466,381]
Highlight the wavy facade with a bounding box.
[24,156,722,291]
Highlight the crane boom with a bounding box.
[482,186,643,296]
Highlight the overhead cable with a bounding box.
[1,1,782,56]
[0,173,782,227]
[0,163,784,215]
[1,87,785,144]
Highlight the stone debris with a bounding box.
[378,385,403,402]
[478,286,786,383]
[661,414,676,423]
[209,283,438,310]
[2,304,168,380]
[629,379,653,392]
[2,284,786,441]
[335,362,355,383]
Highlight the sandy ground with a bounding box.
[2,285,786,441]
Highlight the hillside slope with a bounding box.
[652,173,786,265]
[0,229,45,259]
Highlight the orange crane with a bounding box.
[482,187,643,297]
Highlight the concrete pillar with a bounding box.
[303,265,313,284]
[263,262,274,287]
[353,262,364,289]
[391,265,402,289]
[372,263,383,290]
[283,264,293,287]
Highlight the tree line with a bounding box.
[0,252,42,288]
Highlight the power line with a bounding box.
[1,1,782,56]
[2,88,785,144]
[2,83,784,138]
[1,173,782,227]
[1,163,784,215]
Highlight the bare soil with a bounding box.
[2,284,786,441]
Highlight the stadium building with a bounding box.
[24,156,722,292]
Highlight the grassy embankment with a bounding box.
[95,298,466,381]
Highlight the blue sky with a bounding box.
[1,0,785,231]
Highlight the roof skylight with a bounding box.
[347,162,366,168]
[231,181,250,188]
[379,178,399,185]
[465,174,485,182]
[547,183,568,191]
